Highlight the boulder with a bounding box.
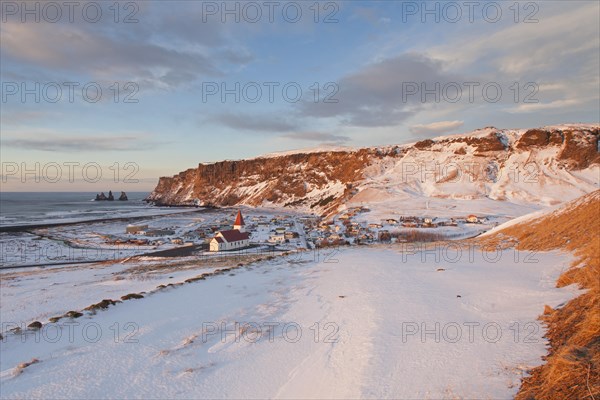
[27,321,42,330]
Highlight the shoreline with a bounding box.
[0,207,207,233]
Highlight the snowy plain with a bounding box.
[0,245,580,399]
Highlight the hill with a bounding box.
[147,124,599,218]
[478,190,600,399]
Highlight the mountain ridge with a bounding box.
[147,124,599,216]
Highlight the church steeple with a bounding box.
[233,210,245,232]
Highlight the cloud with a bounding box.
[298,53,458,127]
[2,135,161,152]
[281,132,350,144]
[0,110,50,125]
[429,3,599,77]
[506,99,583,113]
[0,22,219,88]
[209,113,297,133]
[425,1,600,119]
[409,120,464,135]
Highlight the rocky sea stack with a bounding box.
[95,191,128,201]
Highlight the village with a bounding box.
[1,205,502,269]
[115,207,496,255]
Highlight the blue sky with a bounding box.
[1,1,599,191]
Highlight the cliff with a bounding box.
[147,124,599,216]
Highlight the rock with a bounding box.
[95,192,107,201]
[107,190,114,201]
[414,139,435,150]
[516,129,551,149]
[557,130,600,169]
[185,276,206,283]
[84,299,120,311]
[65,311,83,318]
[121,293,144,301]
[48,317,61,323]
[27,321,42,330]
[119,191,128,201]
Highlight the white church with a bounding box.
[209,210,251,252]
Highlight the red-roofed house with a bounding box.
[210,211,250,252]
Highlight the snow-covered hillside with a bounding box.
[148,124,599,218]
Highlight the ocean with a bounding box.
[0,192,155,227]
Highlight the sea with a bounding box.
[0,192,156,227]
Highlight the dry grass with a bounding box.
[479,190,600,399]
[393,230,448,242]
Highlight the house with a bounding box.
[209,211,251,252]
[268,234,286,244]
[466,215,479,223]
[126,224,148,234]
[284,231,299,239]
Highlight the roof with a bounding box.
[234,210,245,226]
[218,229,250,243]
[212,237,224,243]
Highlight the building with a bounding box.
[268,234,286,244]
[466,215,479,223]
[210,229,251,251]
[126,224,148,234]
[209,211,251,252]
[233,210,246,231]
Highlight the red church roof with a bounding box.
[218,229,250,242]
[234,210,245,226]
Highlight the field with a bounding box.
[0,243,580,398]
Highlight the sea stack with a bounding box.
[119,191,128,201]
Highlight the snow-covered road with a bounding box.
[0,246,579,399]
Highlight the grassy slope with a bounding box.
[479,190,600,400]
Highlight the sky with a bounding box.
[1,0,599,191]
